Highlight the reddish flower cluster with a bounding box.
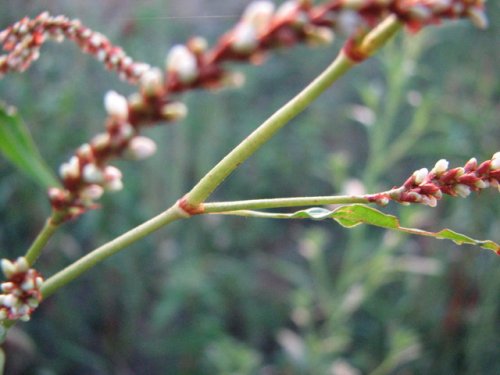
[369,153,500,207]
[0,12,152,82]
[0,1,488,222]
[0,257,43,323]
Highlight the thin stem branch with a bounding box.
[41,205,186,298]
[203,195,373,213]
[24,216,59,265]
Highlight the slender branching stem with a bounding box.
[24,216,60,265]
[41,205,186,298]
[203,195,373,213]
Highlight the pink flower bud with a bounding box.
[125,136,157,160]
[104,90,129,120]
[80,184,104,201]
[103,166,123,191]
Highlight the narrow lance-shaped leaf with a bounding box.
[0,103,59,189]
[270,204,499,254]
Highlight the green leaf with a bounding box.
[0,102,59,189]
[287,204,499,254]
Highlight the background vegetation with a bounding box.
[0,0,499,374]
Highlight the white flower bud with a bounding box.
[1,259,15,278]
[231,23,258,53]
[77,143,93,159]
[467,7,488,29]
[242,1,275,34]
[454,184,471,198]
[475,180,489,189]
[80,184,104,201]
[413,168,429,185]
[91,133,111,151]
[104,91,129,120]
[166,45,198,83]
[161,102,188,121]
[431,159,449,175]
[2,294,18,308]
[125,136,157,160]
[491,152,500,170]
[140,68,164,95]
[21,279,35,292]
[15,257,29,273]
[59,156,80,179]
[82,163,104,184]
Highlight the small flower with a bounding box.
[82,163,104,184]
[431,159,449,175]
[491,152,500,170]
[413,168,429,185]
[454,184,471,198]
[139,68,164,96]
[231,23,259,53]
[59,156,80,179]
[161,101,188,121]
[242,1,275,34]
[166,45,198,84]
[104,91,129,120]
[124,136,157,160]
[103,166,123,191]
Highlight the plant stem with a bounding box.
[203,195,372,213]
[24,216,59,265]
[41,205,186,298]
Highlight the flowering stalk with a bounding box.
[202,153,500,213]
[0,0,488,224]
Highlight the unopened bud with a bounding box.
[467,7,488,29]
[1,260,15,278]
[413,168,429,185]
[304,25,334,46]
[491,152,500,170]
[161,102,188,121]
[80,184,104,201]
[125,136,157,160]
[431,159,449,175]
[104,91,129,120]
[454,184,471,198]
[166,45,199,84]
[59,156,80,179]
[231,23,258,53]
[242,1,275,34]
[82,163,104,184]
[104,166,123,191]
[139,68,164,96]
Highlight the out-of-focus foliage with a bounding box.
[0,0,499,374]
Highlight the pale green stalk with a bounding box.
[203,195,372,213]
[41,205,186,297]
[24,216,59,265]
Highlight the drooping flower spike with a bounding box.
[368,152,500,207]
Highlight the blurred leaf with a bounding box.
[0,102,59,189]
[280,205,499,253]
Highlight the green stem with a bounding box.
[24,216,59,265]
[184,54,354,206]
[203,195,372,213]
[41,205,186,298]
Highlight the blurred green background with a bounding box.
[1,1,499,374]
